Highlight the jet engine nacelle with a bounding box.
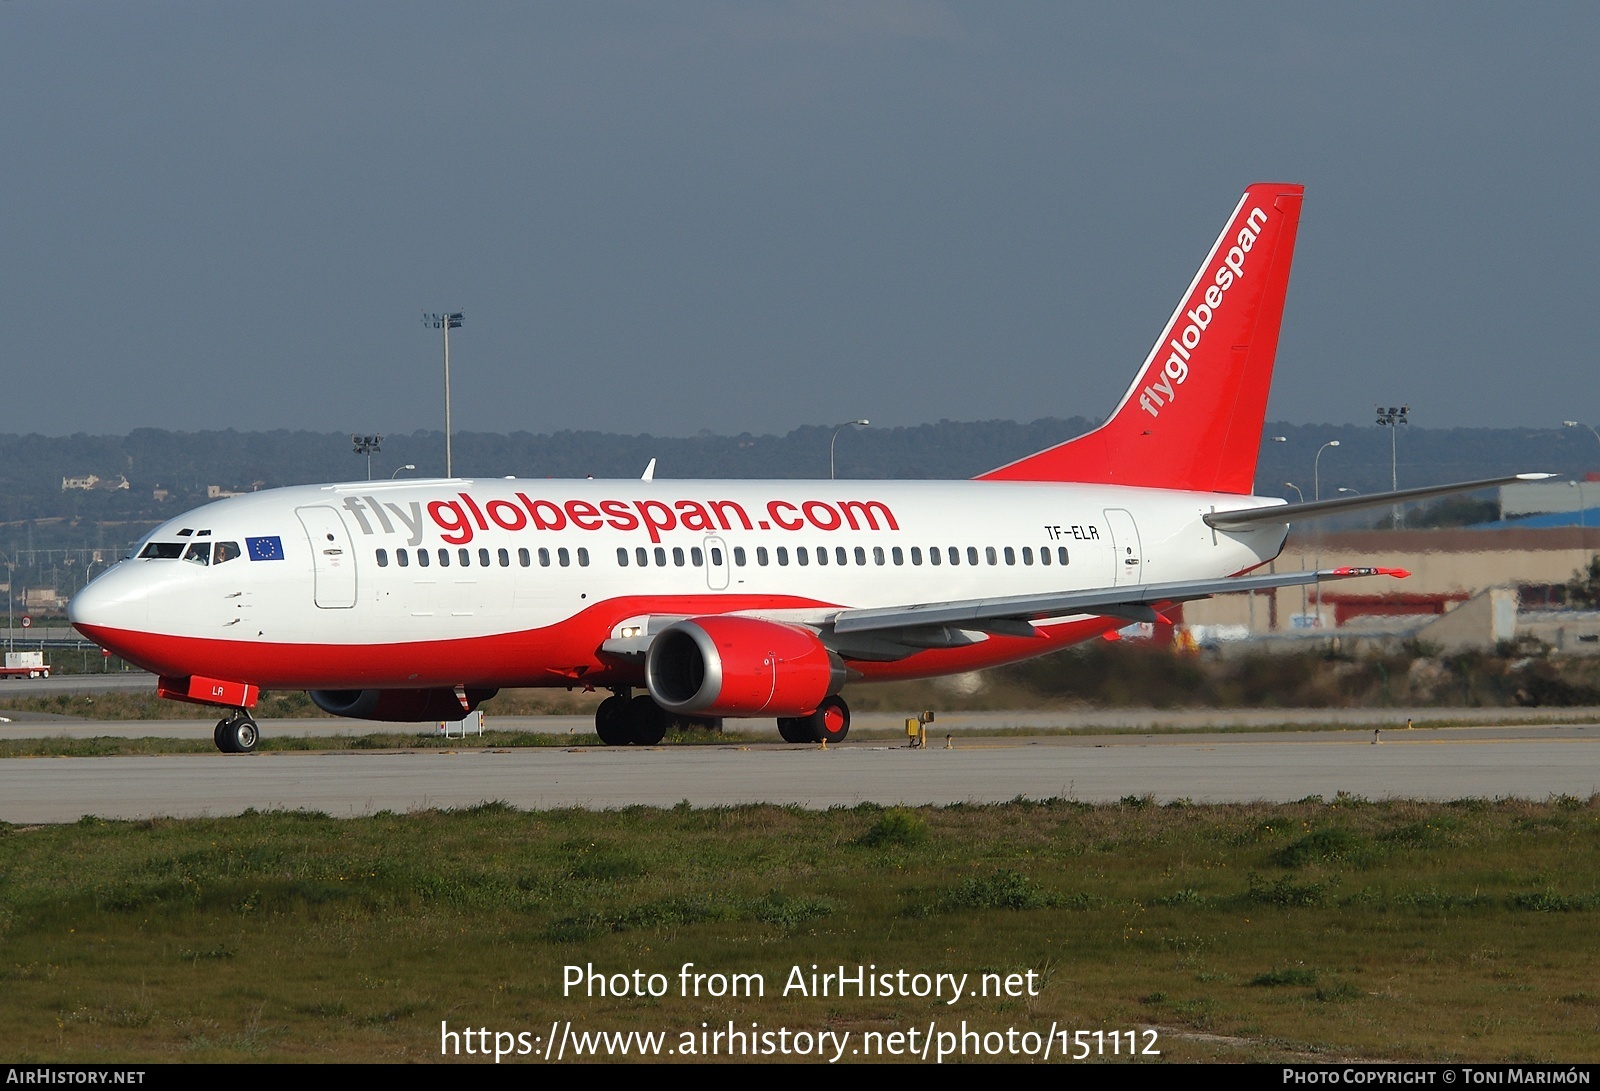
[644,615,846,717]
[307,687,498,722]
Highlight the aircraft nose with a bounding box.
[68,564,149,637]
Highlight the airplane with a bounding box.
[67,182,1549,754]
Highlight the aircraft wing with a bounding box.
[827,565,1407,639]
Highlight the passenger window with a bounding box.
[911,546,922,565]
[539,548,551,567]
[776,546,789,566]
[418,549,430,568]
[478,548,491,567]
[577,548,589,567]
[949,546,961,565]
[376,548,389,568]
[967,547,980,565]
[459,548,471,566]
[1022,547,1033,565]
[835,546,847,566]
[498,548,510,567]
[854,546,866,565]
[732,547,745,566]
[816,546,828,566]
[892,547,903,565]
[654,546,667,566]
[398,548,410,568]
[929,546,941,566]
[183,542,210,565]
[1058,546,1070,565]
[691,547,704,566]
[986,547,997,565]
[518,548,531,567]
[756,547,769,566]
[873,546,885,565]
[617,547,629,566]
[708,547,721,565]
[796,547,808,567]
[559,547,571,567]
[636,547,649,567]
[213,542,240,565]
[1039,546,1050,566]
[438,548,450,567]
[672,547,684,567]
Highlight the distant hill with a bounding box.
[1,418,1591,526]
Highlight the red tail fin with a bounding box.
[978,183,1305,494]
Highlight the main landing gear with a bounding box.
[593,691,724,746]
[777,694,851,744]
[213,709,259,754]
[595,691,669,746]
[592,691,850,746]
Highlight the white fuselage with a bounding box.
[68,476,1285,692]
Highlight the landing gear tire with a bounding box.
[624,695,669,746]
[214,711,259,754]
[780,695,849,744]
[595,694,631,746]
[776,716,817,743]
[813,695,850,744]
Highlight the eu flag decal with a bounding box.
[246,536,285,561]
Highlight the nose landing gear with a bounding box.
[213,710,259,754]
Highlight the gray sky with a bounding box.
[4,3,1596,438]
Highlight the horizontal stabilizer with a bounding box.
[1204,473,1555,532]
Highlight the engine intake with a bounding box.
[308,687,498,722]
[645,616,845,717]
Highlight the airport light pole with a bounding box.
[352,434,382,481]
[2,550,11,652]
[1283,482,1304,503]
[391,464,416,479]
[830,419,870,480]
[1563,420,1600,454]
[1376,404,1409,527]
[1563,423,1600,521]
[1313,440,1340,501]
[423,312,465,477]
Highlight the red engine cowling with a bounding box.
[308,687,498,722]
[644,616,845,717]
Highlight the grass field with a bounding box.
[2,797,1597,1063]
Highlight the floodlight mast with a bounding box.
[423,312,465,476]
[351,434,383,481]
[1375,404,1410,527]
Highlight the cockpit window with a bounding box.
[213,541,240,565]
[183,543,210,566]
[139,542,185,559]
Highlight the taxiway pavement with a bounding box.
[2,720,1596,823]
